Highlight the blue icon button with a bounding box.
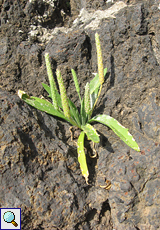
[0,208,21,230]
[3,211,18,227]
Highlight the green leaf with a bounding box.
[77,131,89,183]
[80,98,88,126]
[89,115,140,151]
[27,97,68,120]
[42,83,81,127]
[45,53,58,110]
[42,83,62,108]
[42,83,52,97]
[56,69,71,119]
[68,99,81,128]
[20,91,71,122]
[89,68,107,95]
[71,69,80,94]
[71,69,82,103]
[84,82,91,115]
[81,123,100,143]
[90,91,98,110]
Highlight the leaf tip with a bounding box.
[136,146,141,152]
[18,90,28,99]
[84,173,89,184]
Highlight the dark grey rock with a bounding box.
[0,89,88,229]
[0,37,8,65]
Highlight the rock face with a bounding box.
[0,0,160,229]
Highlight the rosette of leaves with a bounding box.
[18,33,140,184]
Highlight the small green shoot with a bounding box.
[18,33,140,184]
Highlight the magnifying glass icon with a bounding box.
[3,211,18,227]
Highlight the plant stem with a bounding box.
[71,69,82,104]
[95,33,104,85]
[84,82,91,115]
[45,53,59,110]
[89,84,102,119]
[89,33,104,117]
[56,69,71,119]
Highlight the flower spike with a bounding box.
[95,33,104,85]
[56,69,71,119]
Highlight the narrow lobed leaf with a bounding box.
[42,83,52,97]
[90,91,97,110]
[81,123,100,143]
[68,99,81,128]
[89,68,107,95]
[42,82,81,127]
[89,114,140,151]
[18,90,70,121]
[42,82,64,108]
[71,69,82,103]
[80,98,88,126]
[77,131,89,183]
[71,69,80,94]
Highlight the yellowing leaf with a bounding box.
[77,131,89,183]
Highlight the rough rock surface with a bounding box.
[0,0,160,229]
